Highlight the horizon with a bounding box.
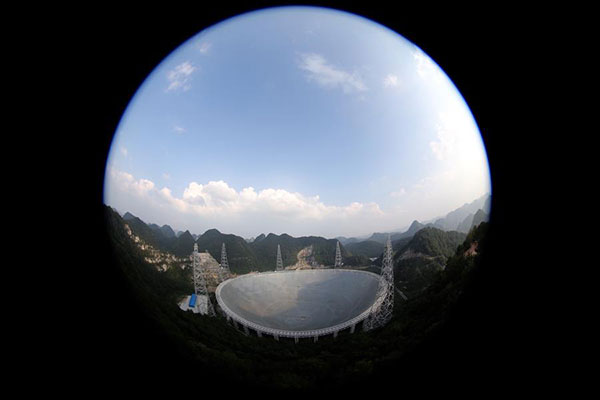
[110,191,490,240]
[104,7,492,239]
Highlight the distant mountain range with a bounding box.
[428,193,491,232]
[368,226,467,299]
[109,204,490,306]
[337,194,490,246]
[103,201,490,390]
[112,209,370,274]
[110,193,489,275]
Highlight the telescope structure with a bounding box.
[192,243,215,316]
[363,235,394,331]
[216,269,379,342]
[334,241,343,268]
[276,244,283,271]
[219,242,231,282]
[216,241,394,341]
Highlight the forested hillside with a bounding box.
[118,210,371,271]
[104,204,491,392]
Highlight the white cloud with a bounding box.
[105,166,490,237]
[429,109,480,162]
[183,180,238,207]
[197,41,211,54]
[109,168,154,196]
[298,53,367,94]
[166,61,197,92]
[175,180,383,221]
[173,125,186,134]
[383,74,399,88]
[105,169,390,236]
[162,173,171,180]
[413,48,443,83]
[119,146,128,157]
[430,123,456,161]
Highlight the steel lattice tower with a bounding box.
[219,242,231,282]
[192,243,215,316]
[276,244,284,271]
[364,235,394,331]
[334,241,343,268]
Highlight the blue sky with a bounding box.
[104,6,491,238]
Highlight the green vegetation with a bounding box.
[124,211,372,272]
[196,229,259,274]
[345,240,384,258]
[105,205,489,392]
[392,227,467,299]
[249,233,370,268]
[396,227,466,260]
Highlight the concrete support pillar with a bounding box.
[233,320,238,329]
[274,335,279,341]
[314,335,318,343]
[350,324,356,334]
[294,337,299,344]
[333,330,338,339]
[257,331,262,338]
[243,325,249,335]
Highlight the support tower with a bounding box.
[276,244,283,271]
[219,242,231,282]
[192,243,215,316]
[334,241,343,268]
[364,235,394,331]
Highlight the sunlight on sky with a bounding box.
[104,6,491,238]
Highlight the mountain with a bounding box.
[103,204,491,389]
[457,213,475,233]
[117,211,372,273]
[366,220,427,245]
[392,236,413,252]
[367,232,396,244]
[170,231,195,257]
[345,240,384,258]
[195,228,258,274]
[456,208,490,233]
[160,225,176,239]
[147,223,178,240]
[392,227,467,299]
[104,206,193,300]
[361,194,489,244]
[119,214,201,258]
[347,220,426,263]
[336,236,359,245]
[398,220,426,240]
[122,213,171,250]
[398,227,467,259]
[430,193,490,231]
[123,211,137,221]
[471,209,488,230]
[249,232,370,269]
[252,233,331,269]
[483,195,491,214]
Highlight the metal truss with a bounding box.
[192,243,215,316]
[334,241,343,268]
[364,235,394,331]
[276,244,284,271]
[219,242,231,282]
